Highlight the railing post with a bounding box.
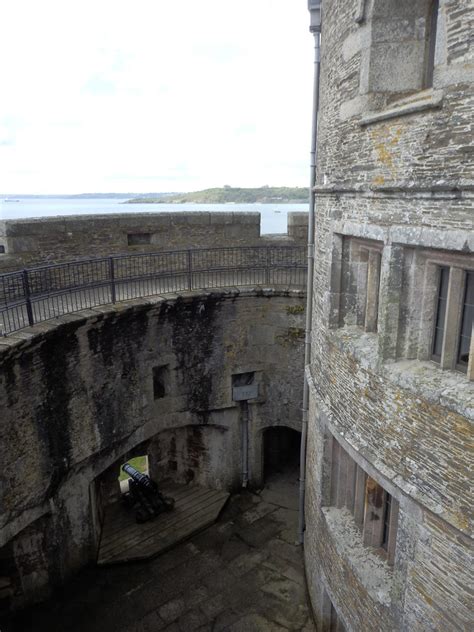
[187,250,192,290]
[265,248,271,285]
[109,257,116,303]
[22,269,35,326]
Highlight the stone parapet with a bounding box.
[0,211,308,273]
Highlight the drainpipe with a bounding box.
[233,376,257,487]
[298,0,322,545]
[241,401,249,487]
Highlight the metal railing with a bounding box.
[0,246,306,335]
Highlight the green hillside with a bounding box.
[126,186,309,204]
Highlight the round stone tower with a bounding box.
[304,1,473,630]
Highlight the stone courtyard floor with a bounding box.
[4,470,316,632]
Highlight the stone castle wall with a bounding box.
[0,212,308,272]
[305,0,473,630]
[0,289,305,611]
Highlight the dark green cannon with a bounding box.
[121,463,175,523]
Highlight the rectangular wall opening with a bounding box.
[153,365,169,399]
[127,233,152,246]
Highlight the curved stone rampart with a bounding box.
[0,287,306,611]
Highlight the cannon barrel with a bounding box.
[121,462,174,523]
[122,463,157,492]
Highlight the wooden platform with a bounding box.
[97,484,229,566]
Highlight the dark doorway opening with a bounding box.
[0,541,16,618]
[263,426,301,481]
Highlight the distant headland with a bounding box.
[0,193,173,200]
[125,186,309,204]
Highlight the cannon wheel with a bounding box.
[135,507,150,523]
[163,497,175,511]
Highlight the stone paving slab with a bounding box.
[2,472,315,632]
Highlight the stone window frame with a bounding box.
[328,222,474,387]
[330,231,474,380]
[457,272,474,374]
[337,236,383,333]
[418,254,474,380]
[357,0,445,126]
[431,265,450,362]
[328,437,399,566]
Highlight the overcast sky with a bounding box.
[0,1,313,194]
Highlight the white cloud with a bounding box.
[0,1,313,193]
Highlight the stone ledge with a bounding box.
[329,327,474,420]
[359,89,444,126]
[321,506,393,607]
[312,185,474,198]
[384,359,474,420]
[0,287,307,356]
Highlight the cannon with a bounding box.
[121,463,175,523]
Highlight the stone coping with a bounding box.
[359,89,444,126]
[0,210,309,234]
[0,287,307,356]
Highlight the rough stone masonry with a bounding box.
[0,287,306,616]
[303,1,473,630]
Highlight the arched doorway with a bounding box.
[263,426,301,482]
